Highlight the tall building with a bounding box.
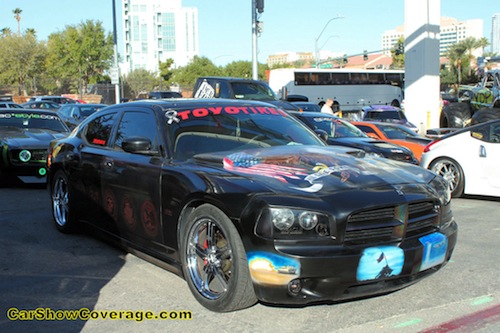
[381,17,483,57]
[121,0,198,75]
[492,13,500,54]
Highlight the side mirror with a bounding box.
[314,129,329,142]
[122,137,157,155]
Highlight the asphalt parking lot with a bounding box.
[0,185,499,333]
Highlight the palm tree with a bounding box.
[478,37,490,55]
[461,37,483,76]
[25,28,36,37]
[1,27,12,36]
[13,8,22,35]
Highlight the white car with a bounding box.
[420,119,500,198]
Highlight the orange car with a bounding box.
[352,121,432,162]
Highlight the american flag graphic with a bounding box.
[223,152,309,183]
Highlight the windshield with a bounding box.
[0,112,67,132]
[378,124,418,139]
[167,105,324,160]
[231,82,277,101]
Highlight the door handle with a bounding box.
[103,158,114,168]
[479,145,487,158]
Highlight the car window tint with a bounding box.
[84,113,116,146]
[114,111,159,151]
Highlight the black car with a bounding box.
[48,99,457,312]
[57,103,108,130]
[292,111,419,164]
[0,109,69,185]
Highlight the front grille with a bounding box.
[345,201,439,245]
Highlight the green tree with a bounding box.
[46,20,114,96]
[25,28,36,37]
[169,56,223,88]
[391,37,405,69]
[1,27,12,36]
[13,8,22,35]
[123,68,156,98]
[158,58,175,87]
[223,60,253,78]
[0,32,46,95]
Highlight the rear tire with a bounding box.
[180,204,257,312]
[429,158,465,198]
[440,102,472,128]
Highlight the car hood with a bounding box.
[194,145,432,194]
[0,127,68,147]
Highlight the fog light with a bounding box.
[288,279,302,295]
[19,149,31,162]
[38,167,47,176]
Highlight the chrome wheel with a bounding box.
[186,217,232,300]
[51,171,76,232]
[430,158,464,198]
[181,204,256,312]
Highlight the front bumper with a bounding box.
[247,222,457,305]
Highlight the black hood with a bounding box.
[0,127,68,148]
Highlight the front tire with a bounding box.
[180,204,257,312]
[51,170,78,233]
[429,158,465,198]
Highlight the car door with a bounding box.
[476,122,500,191]
[100,108,164,247]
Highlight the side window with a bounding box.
[60,106,71,117]
[114,111,160,152]
[84,113,116,147]
[470,122,500,143]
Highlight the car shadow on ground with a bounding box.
[0,184,126,332]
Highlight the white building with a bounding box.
[381,17,483,57]
[492,13,500,54]
[121,0,198,75]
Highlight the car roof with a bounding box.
[102,98,283,111]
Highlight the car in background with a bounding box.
[421,119,500,198]
[21,101,61,111]
[29,95,78,104]
[193,76,300,112]
[47,99,456,312]
[149,91,183,99]
[57,103,108,130]
[0,109,69,186]
[290,101,322,112]
[352,121,432,162]
[0,102,24,109]
[361,105,419,133]
[292,111,419,164]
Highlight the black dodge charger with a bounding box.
[0,109,69,186]
[48,99,457,312]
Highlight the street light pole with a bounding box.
[315,15,345,68]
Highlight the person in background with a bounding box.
[321,99,340,116]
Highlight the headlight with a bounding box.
[430,175,451,206]
[19,149,32,162]
[270,208,294,231]
[257,207,332,240]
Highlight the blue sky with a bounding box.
[0,0,498,66]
